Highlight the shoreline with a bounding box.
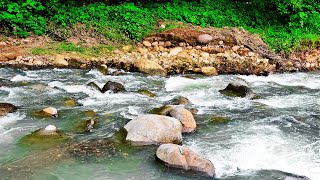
[1,27,320,76]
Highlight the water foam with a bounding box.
[186,120,320,179]
[239,73,320,89]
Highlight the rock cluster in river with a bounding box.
[121,94,216,177]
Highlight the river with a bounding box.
[0,68,319,180]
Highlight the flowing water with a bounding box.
[0,68,319,180]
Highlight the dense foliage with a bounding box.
[0,0,319,52]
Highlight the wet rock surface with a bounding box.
[101,81,126,93]
[219,80,256,99]
[0,103,17,116]
[156,144,215,177]
[124,114,183,146]
[170,107,196,133]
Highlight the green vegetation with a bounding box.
[1,0,320,52]
[31,43,114,56]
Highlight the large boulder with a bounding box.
[0,103,17,116]
[219,80,255,99]
[134,58,166,76]
[101,81,126,93]
[156,144,215,177]
[124,114,183,146]
[170,107,196,133]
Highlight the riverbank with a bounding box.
[1,26,320,76]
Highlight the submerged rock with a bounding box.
[0,103,17,116]
[219,80,255,99]
[40,125,59,135]
[97,64,109,75]
[87,82,102,92]
[124,114,183,146]
[137,89,156,98]
[84,110,96,117]
[87,81,126,93]
[156,144,215,177]
[101,81,126,93]
[34,107,58,118]
[19,125,69,149]
[149,105,174,116]
[84,119,96,132]
[170,107,196,133]
[64,98,77,107]
[172,96,190,105]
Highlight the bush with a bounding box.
[0,0,320,52]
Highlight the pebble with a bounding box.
[143,41,152,47]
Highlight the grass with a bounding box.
[31,43,115,57]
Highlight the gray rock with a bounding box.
[197,34,213,45]
[124,114,183,146]
[101,81,126,93]
[156,144,215,177]
[219,80,255,99]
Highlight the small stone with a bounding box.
[122,45,132,52]
[179,42,186,47]
[114,49,121,54]
[160,24,166,29]
[53,54,68,67]
[158,41,165,46]
[169,47,183,56]
[232,45,240,52]
[137,47,148,54]
[218,41,224,45]
[201,52,210,58]
[44,125,57,132]
[197,34,213,45]
[248,52,255,57]
[164,41,172,47]
[202,46,208,51]
[216,53,225,57]
[33,60,44,66]
[42,107,58,117]
[195,45,202,50]
[187,46,193,50]
[152,42,159,46]
[238,49,249,56]
[0,42,7,46]
[143,41,152,47]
